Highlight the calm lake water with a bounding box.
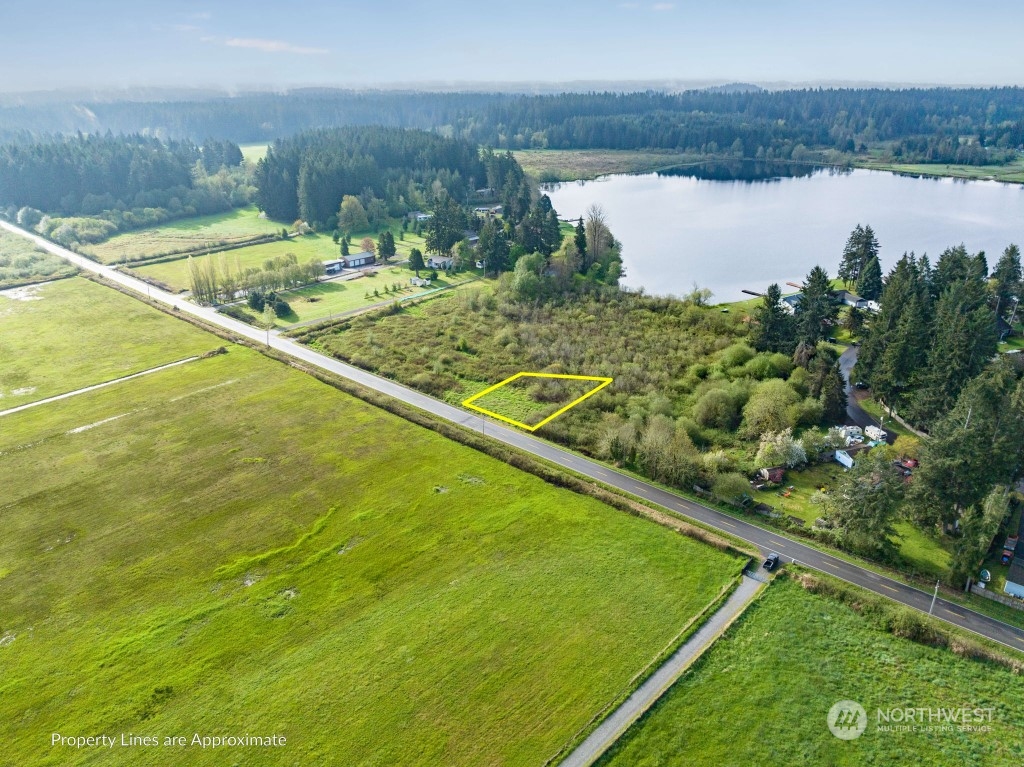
[543,163,1024,302]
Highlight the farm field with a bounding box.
[598,576,1024,767]
[0,285,744,766]
[132,229,428,292]
[79,206,285,264]
[0,277,215,407]
[272,268,474,327]
[0,229,77,288]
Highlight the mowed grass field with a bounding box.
[273,268,473,327]
[133,229,429,292]
[0,285,743,766]
[598,576,1024,767]
[80,207,285,264]
[0,277,215,407]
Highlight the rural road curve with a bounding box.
[6,219,1024,654]
[559,575,765,767]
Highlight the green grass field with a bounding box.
[239,143,270,164]
[855,156,1024,184]
[0,229,78,288]
[513,149,697,181]
[80,207,285,264]
[133,229,429,292]
[1,282,743,765]
[272,268,474,326]
[0,277,215,407]
[598,576,1024,767]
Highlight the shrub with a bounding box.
[273,298,291,318]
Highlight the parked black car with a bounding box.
[762,553,780,571]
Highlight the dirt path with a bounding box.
[0,356,198,418]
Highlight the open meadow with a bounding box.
[79,207,285,264]
[597,575,1024,767]
[0,280,744,766]
[132,228,428,292]
[0,277,215,407]
[514,149,695,181]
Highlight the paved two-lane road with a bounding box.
[5,219,1024,653]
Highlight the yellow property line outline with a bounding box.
[462,372,614,431]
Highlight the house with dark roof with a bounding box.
[832,290,868,309]
[342,251,375,268]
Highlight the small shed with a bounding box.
[758,466,785,483]
[323,258,345,275]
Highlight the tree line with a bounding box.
[4,88,1023,164]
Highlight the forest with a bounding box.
[2,87,1023,164]
[252,126,486,225]
[0,134,252,246]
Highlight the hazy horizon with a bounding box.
[2,1,1022,94]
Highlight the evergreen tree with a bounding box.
[818,363,848,424]
[750,283,797,354]
[855,253,931,396]
[477,219,510,274]
[838,224,880,287]
[795,265,837,345]
[574,217,587,262]
[340,238,350,256]
[908,279,997,426]
[425,195,466,255]
[949,487,1011,587]
[992,243,1022,313]
[855,255,883,301]
[377,230,396,262]
[408,247,425,275]
[907,362,1024,529]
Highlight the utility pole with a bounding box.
[928,579,940,615]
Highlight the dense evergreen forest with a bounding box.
[0,134,246,218]
[252,126,485,225]
[2,88,1023,164]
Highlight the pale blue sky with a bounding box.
[2,1,1023,92]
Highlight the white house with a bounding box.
[782,294,802,314]
[427,253,454,269]
[323,258,345,275]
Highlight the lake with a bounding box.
[542,163,1024,302]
